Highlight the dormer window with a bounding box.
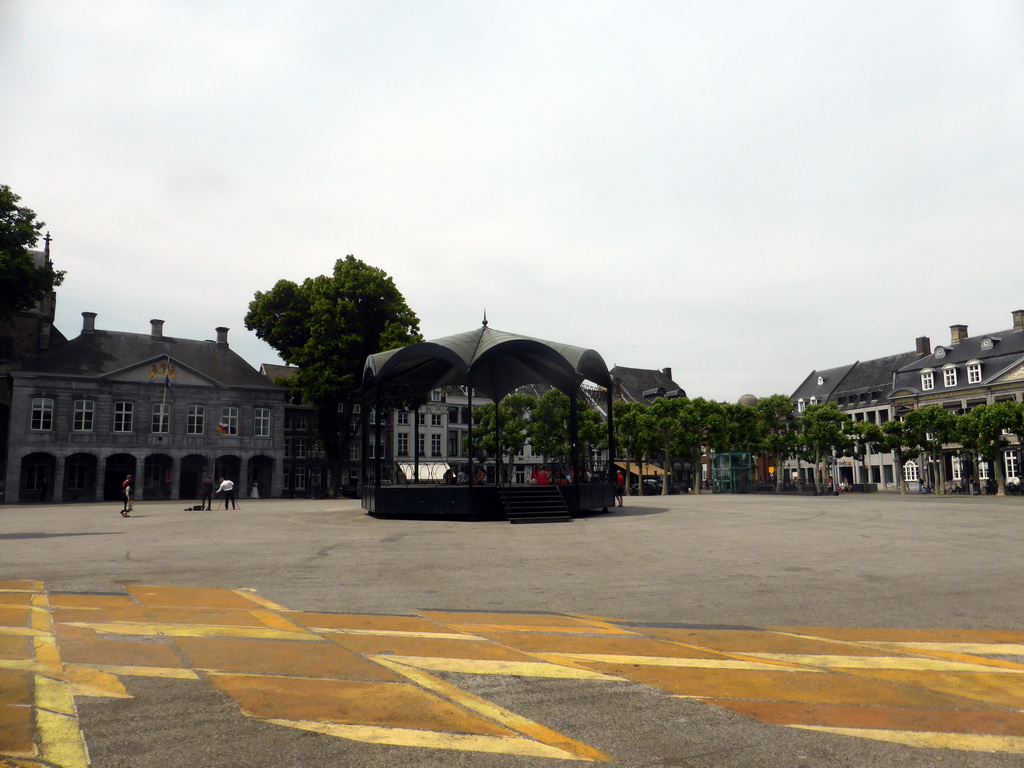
[797,398,805,413]
[967,361,982,384]
[809,396,818,405]
[817,376,825,386]
[943,365,957,388]
[921,369,935,391]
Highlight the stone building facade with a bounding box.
[5,313,286,503]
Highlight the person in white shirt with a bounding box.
[217,478,236,509]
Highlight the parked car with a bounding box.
[631,479,674,495]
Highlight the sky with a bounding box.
[3,1,1023,403]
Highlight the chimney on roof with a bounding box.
[915,336,930,357]
[215,327,229,348]
[150,319,164,340]
[82,312,97,334]
[662,367,672,381]
[1014,310,1024,331]
[950,324,968,345]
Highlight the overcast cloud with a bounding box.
[3,1,1022,402]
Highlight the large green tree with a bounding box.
[0,185,65,318]
[757,394,798,492]
[469,392,536,483]
[244,255,422,494]
[798,403,854,493]
[956,401,1022,496]
[902,406,957,494]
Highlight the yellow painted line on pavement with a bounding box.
[373,655,623,680]
[232,589,287,611]
[741,653,1024,673]
[794,725,1024,753]
[316,627,484,641]
[84,664,199,680]
[34,675,76,716]
[63,622,323,642]
[246,609,315,635]
[0,627,47,637]
[536,653,824,672]
[374,655,612,762]
[36,709,89,768]
[873,642,1024,656]
[264,719,593,761]
[63,664,131,698]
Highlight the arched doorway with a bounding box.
[179,454,209,501]
[247,455,273,499]
[20,452,56,503]
[103,454,137,501]
[64,453,99,502]
[214,455,242,489]
[143,454,174,500]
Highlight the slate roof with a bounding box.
[790,363,856,404]
[610,366,684,402]
[892,323,1024,396]
[15,329,277,389]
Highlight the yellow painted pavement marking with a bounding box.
[373,655,612,762]
[794,725,1024,753]
[82,664,199,680]
[371,654,623,680]
[740,653,1024,673]
[36,709,89,768]
[873,642,1024,655]
[264,719,593,761]
[63,621,322,642]
[63,665,131,699]
[536,652,824,672]
[316,627,484,641]
[34,676,75,716]
[231,588,287,611]
[0,629,47,638]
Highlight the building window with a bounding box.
[295,438,307,459]
[396,432,409,456]
[254,407,271,437]
[417,433,425,456]
[967,361,982,384]
[903,460,919,482]
[448,430,461,457]
[30,397,54,431]
[187,405,205,434]
[809,396,817,405]
[310,468,321,490]
[295,416,308,431]
[943,366,957,388]
[113,401,134,433]
[220,407,238,435]
[920,370,934,391]
[349,442,360,461]
[1006,452,1020,480]
[978,461,990,481]
[284,437,291,458]
[448,406,460,424]
[151,403,170,433]
[294,466,307,491]
[397,411,409,425]
[797,399,805,413]
[431,389,443,402]
[72,400,94,432]
[430,413,442,427]
[417,412,425,426]
[430,434,442,457]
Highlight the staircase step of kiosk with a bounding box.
[499,487,573,523]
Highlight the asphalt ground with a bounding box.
[2,491,1023,767]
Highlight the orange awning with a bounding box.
[614,461,665,477]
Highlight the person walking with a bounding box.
[614,470,625,507]
[120,474,133,517]
[199,476,213,510]
[217,477,236,510]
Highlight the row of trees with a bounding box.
[609,395,1024,497]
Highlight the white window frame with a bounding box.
[113,401,134,433]
[943,365,957,388]
[397,411,409,425]
[430,413,442,427]
[349,442,360,461]
[903,460,919,482]
[294,466,307,491]
[967,361,982,384]
[920,370,934,391]
[221,406,239,436]
[151,402,170,434]
[417,433,425,456]
[31,397,54,431]
[72,399,94,432]
[1005,452,1019,480]
[430,433,442,457]
[254,407,271,437]
[295,438,307,459]
[396,432,409,456]
[187,405,205,434]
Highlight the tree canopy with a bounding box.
[0,185,65,318]
[244,255,422,493]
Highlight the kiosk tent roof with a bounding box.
[363,324,612,402]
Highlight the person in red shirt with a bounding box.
[614,471,625,507]
[120,474,133,517]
